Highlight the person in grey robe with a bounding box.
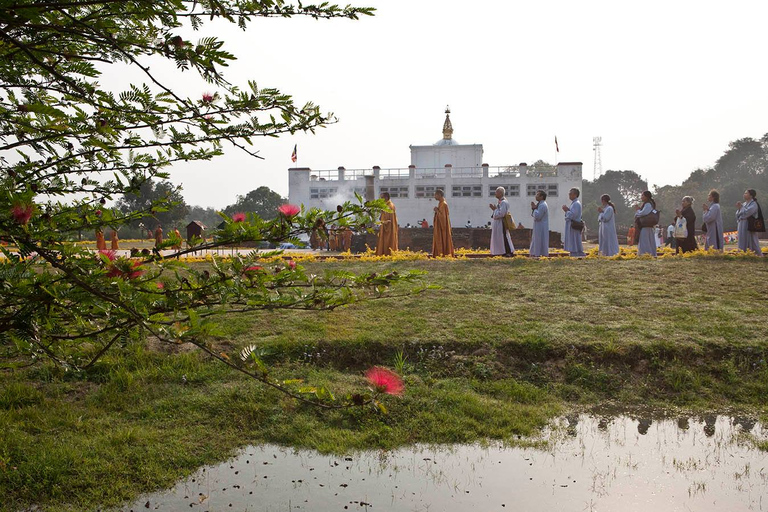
[489,187,515,257]
[735,189,762,256]
[529,190,549,257]
[598,194,619,256]
[701,189,724,251]
[634,191,658,257]
[561,187,585,257]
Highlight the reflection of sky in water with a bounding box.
[126,415,768,512]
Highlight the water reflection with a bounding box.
[125,415,768,512]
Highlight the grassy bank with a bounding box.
[2,257,768,511]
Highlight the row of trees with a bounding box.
[582,134,768,232]
[114,180,285,238]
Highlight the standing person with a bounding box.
[95,228,107,251]
[431,189,454,257]
[309,229,320,250]
[341,226,353,252]
[674,196,698,254]
[329,224,339,252]
[529,190,549,257]
[561,187,585,257]
[597,194,619,256]
[489,187,516,257]
[634,191,657,257]
[736,189,763,256]
[110,228,120,250]
[154,225,163,248]
[375,192,398,256]
[666,221,677,249]
[172,227,182,250]
[626,225,636,246]
[702,190,724,251]
[421,218,428,229]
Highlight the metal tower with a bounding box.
[592,136,603,180]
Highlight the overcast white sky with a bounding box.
[159,0,768,208]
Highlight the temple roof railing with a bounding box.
[302,164,567,182]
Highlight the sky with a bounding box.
[154,0,768,208]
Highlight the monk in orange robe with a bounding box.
[626,226,636,246]
[329,225,338,251]
[375,192,398,255]
[110,229,119,250]
[431,189,454,257]
[341,226,353,252]
[95,229,107,250]
[154,225,163,248]
[172,228,182,250]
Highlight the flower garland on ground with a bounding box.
[3,246,767,264]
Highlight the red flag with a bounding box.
[555,136,559,153]
[291,144,297,163]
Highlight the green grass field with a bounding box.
[2,257,768,511]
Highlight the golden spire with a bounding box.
[442,105,453,140]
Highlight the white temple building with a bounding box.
[288,108,582,235]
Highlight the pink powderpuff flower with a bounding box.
[98,249,117,261]
[156,282,165,289]
[278,204,301,217]
[11,203,34,225]
[365,367,404,396]
[287,260,296,270]
[202,92,214,103]
[232,212,246,223]
[105,256,143,280]
[126,260,144,280]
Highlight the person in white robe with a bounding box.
[489,187,516,257]
[701,189,724,251]
[597,194,619,256]
[735,189,762,256]
[529,190,549,257]
[561,188,585,257]
[634,191,658,257]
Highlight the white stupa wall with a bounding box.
[288,163,583,235]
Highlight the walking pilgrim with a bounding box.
[735,189,762,256]
[431,189,454,257]
[634,191,658,257]
[701,189,723,251]
[489,186,516,257]
[597,194,619,256]
[561,187,586,257]
[674,196,698,254]
[529,190,549,257]
[375,192,399,256]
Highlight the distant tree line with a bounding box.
[109,183,285,239]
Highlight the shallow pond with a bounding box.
[125,414,768,512]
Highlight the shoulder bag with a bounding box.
[570,219,585,231]
[503,212,517,231]
[638,209,660,228]
[674,216,688,238]
[747,202,766,232]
